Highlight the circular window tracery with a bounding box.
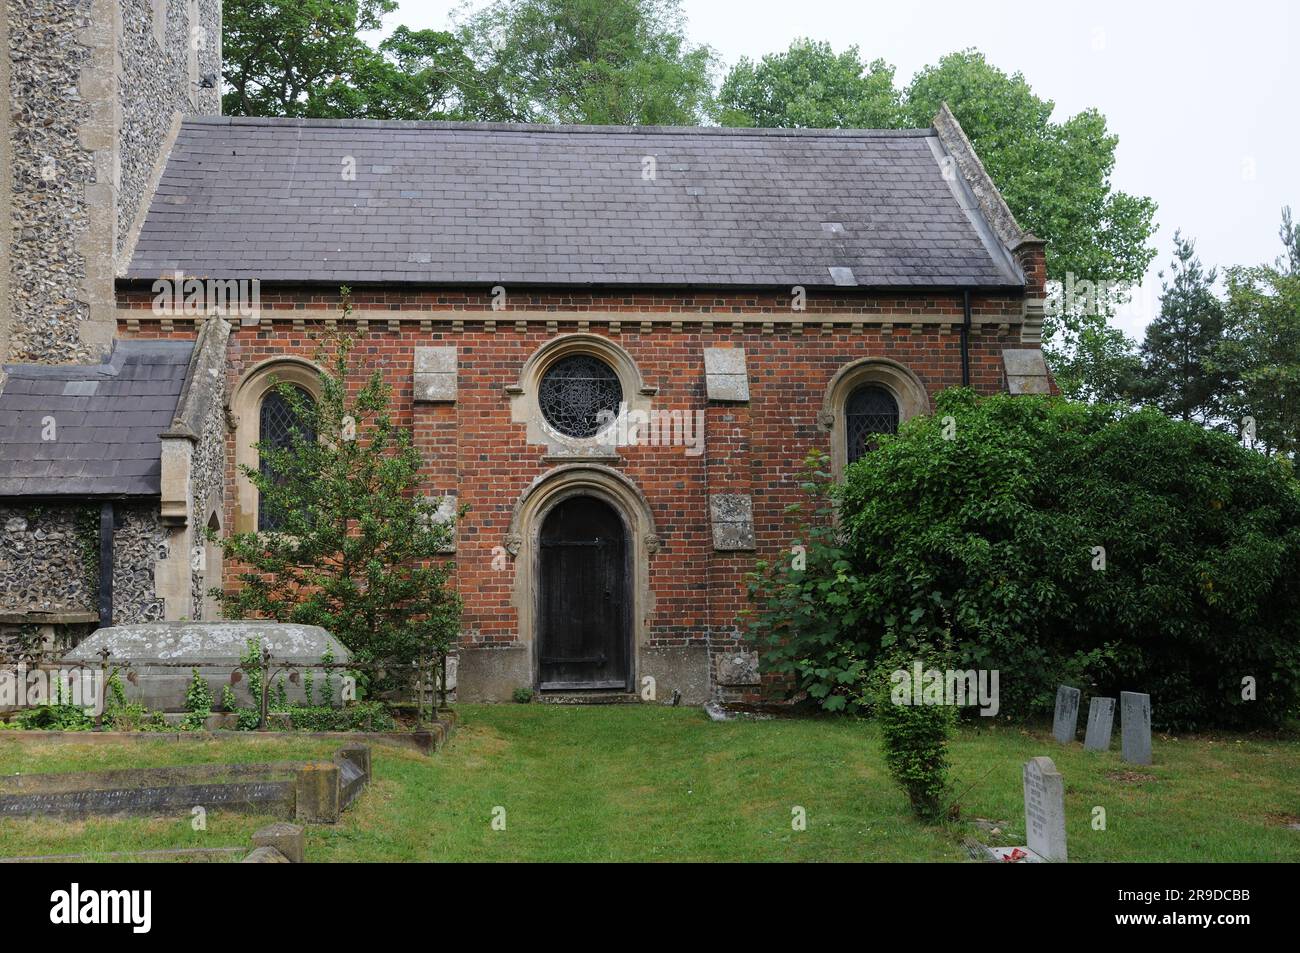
[538,354,623,439]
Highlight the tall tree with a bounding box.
[453,0,716,124]
[1129,232,1228,424]
[716,39,901,129]
[1214,208,1300,459]
[223,0,472,119]
[902,51,1157,377]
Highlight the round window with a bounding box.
[538,354,623,439]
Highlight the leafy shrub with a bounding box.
[287,701,395,731]
[182,668,214,731]
[512,687,533,704]
[761,389,1300,730]
[744,450,869,712]
[106,703,169,732]
[871,647,957,821]
[14,704,93,731]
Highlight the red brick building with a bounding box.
[109,107,1050,703]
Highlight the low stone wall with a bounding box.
[0,744,373,823]
[0,721,455,755]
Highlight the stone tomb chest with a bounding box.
[65,622,350,712]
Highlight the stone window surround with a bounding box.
[230,357,324,533]
[819,357,930,478]
[504,464,660,689]
[507,333,656,458]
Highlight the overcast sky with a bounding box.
[374,0,1297,338]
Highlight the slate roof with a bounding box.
[125,117,1025,289]
[0,339,194,498]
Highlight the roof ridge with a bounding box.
[182,115,934,138]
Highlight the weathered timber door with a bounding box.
[537,495,630,690]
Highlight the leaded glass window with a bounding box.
[845,385,899,464]
[258,387,315,531]
[538,354,623,439]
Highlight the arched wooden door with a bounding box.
[537,495,631,691]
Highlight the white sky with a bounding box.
[373,0,1298,338]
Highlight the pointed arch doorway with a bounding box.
[537,494,632,691]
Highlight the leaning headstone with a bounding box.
[1120,691,1152,765]
[1052,685,1081,744]
[987,756,1067,863]
[1083,697,1116,751]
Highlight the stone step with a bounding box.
[535,691,641,706]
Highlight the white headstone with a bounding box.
[1022,756,1067,862]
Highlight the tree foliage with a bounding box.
[454,0,716,124]
[1214,208,1300,458]
[717,39,900,129]
[1128,232,1228,424]
[213,301,461,665]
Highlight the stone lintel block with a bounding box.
[703,347,750,402]
[715,651,760,686]
[1002,348,1051,395]
[414,346,458,402]
[710,493,755,551]
[252,822,306,863]
[293,761,340,823]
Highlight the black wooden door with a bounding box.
[538,496,630,690]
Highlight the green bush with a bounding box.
[871,647,956,821]
[512,687,534,704]
[744,450,870,712]
[14,704,93,731]
[287,701,395,731]
[833,389,1300,730]
[748,391,1300,729]
[182,668,213,731]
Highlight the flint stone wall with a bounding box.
[0,502,163,656]
[5,0,97,364]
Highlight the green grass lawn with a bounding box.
[1,705,1297,862]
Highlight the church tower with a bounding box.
[1,0,222,366]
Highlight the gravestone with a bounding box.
[1120,691,1152,765]
[64,621,350,711]
[987,756,1067,863]
[1022,756,1067,861]
[1083,696,1116,751]
[1052,685,1081,744]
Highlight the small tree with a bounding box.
[1130,231,1229,425]
[212,297,461,669]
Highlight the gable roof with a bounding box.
[124,117,1025,290]
[0,339,194,498]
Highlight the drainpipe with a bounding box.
[960,289,973,387]
[98,501,114,629]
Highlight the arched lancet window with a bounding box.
[538,354,623,439]
[844,385,899,464]
[257,386,315,531]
